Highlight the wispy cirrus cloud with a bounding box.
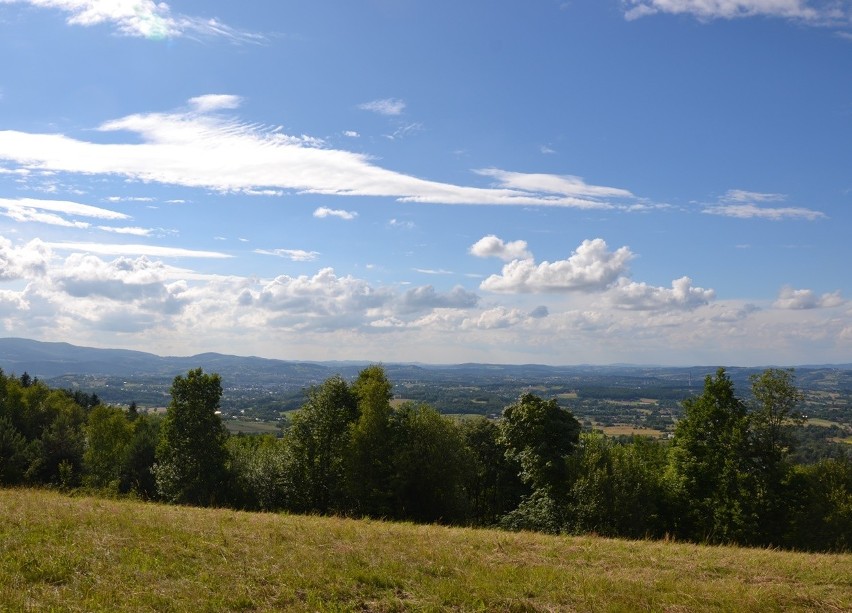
[0,96,637,208]
[0,197,128,220]
[702,189,826,220]
[622,0,850,26]
[44,241,230,259]
[255,248,320,262]
[359,98,406,116]
[0,0,264,42]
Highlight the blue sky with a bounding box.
[0,0,849,366]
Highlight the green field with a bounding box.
[224,418,282,436]
[1,488,849,612]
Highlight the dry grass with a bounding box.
[594,423,667,438]
[1,488,850,612]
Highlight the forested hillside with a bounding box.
[1,364,849,551]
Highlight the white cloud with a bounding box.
[704,203,826,221]
[608,276,716,311]
[622,0,848,25]
[188,94,243,113]
[44,241,230,258]
[55,254,186,304]
[0,236,51,280]
[96,226,153,236]
[774,286,845,309]
[469,235,532,261]
[463,306,528,330]
[399,285,479,313]
[480,238,634,293]
[343,131,360,138]
[313,207,358,221]
[359,98,406,116]
[723,189,786,203]
[0,232,846,365]
[0,96,640,208]
[476,168,634,201]
[0,0,263,42]
[0,197,129,220]
[106,196,155,203]
[414,268,453,275]
[703,190,826,220]
[252,268,390,324]
[255,248,320,262]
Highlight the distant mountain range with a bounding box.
[1,337,850,381]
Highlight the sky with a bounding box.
[0,0,849,366]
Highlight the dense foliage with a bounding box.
[0,366,849,551]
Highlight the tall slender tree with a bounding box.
[154,368,228,506]
[667,368,755,543]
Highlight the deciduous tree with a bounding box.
[154,368,228,506]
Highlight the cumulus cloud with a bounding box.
[469,235,532,261]
[0,236,51,280]
[463,306,527,330]
[252,269,392,331]
[54,254,186,306]
[255,248,320,262]
[359,98,406,116]
[622,0,848,25]
[529,305,549,319]
[480,238,634,293]
[0,0,263,42]
[399,285,479,313]
[313,207,358,221]
[774,286,845,309]
[0,233,845,364]
[0,96,637,208]
[608,276,716,311]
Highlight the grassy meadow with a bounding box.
[1,488,850,612]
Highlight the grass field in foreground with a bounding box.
[1,489,850,612]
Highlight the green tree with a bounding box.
[667,368,755,544]
[460,417,526,525]
[0,415,29,484]
[83,405,134,491]
[498,393,580,534]
[119,414,160,499]
[389,403,472,523]
[227,434,293,511]
[567,434,670,539]
[154,368,229,506]
[784,458,852,551]
[346,365,395,517]
[285,375,358,513]
[748,368,805,544]
[499,393,580,498]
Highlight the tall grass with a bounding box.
[1,488,849,612]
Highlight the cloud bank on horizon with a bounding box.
[0,1,848,365]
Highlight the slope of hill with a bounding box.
[1,488,849,612]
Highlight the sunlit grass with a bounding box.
[1,488,850,612]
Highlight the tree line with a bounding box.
[0,365,849,551]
